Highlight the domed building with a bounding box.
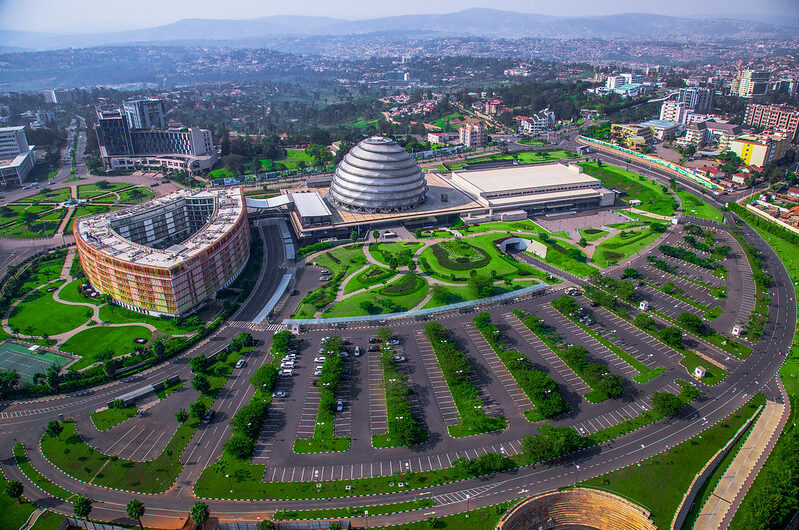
[328,136,427,213]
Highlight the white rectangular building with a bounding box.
[449,163,615,213]
[0,126,35,186]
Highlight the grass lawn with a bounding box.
[58,278,103,306]
[579,394,764,528]
[676,189,723,222]
[516,149,577,164]
[342,264,396,294]
[19,252,65,293]
[579,161,677,216]
[369,242,423,267]
[294,245,367,318]
[420,234,549,282]
[460,220,548,235]
[431,113,464,130]
[90,405,138,431]
[13,187,73,204]
[532,236,598,277]
[592,228,660,267]
[60,325,152,371]
[209,168,234,179]
[8,281,91,336]
[98,304,198,335]
[76,182,130,199]
[282,149,314,170]
[579,228,609,242]
[0,466,37,529]
[0,216,63,238]
[92,187,155,204]
[325,274,429,318]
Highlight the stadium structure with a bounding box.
[74,188,250,317]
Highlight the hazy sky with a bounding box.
[1,0,797,33]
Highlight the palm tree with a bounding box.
[73,495,92,527]
[189,501,209,530]
[125,499,145,529]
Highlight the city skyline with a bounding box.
[1,0,798,33]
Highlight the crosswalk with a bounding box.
[227,321,283,331]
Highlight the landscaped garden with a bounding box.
[8,281,92,336]
[60,325,153,370]
[675,189,723,223]
[592,228,661,267]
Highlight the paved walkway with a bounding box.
[694,394,788,529]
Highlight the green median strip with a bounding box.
[424,322,507,437]
[13,443,75,500]
[274,498,435,520]
[89,405,137,431]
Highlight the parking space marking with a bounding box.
[414,331,461,426]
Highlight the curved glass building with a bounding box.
[329,136,427,213]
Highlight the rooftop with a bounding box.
[0,126,24,134]
[640,119,681,129]
[291,192,333,218]
[452,163,599,194]
[75,188,245,269]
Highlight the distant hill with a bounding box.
[1,9,794,52]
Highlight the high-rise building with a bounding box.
[660,101,687,123]
[95,106,215,173]
[43,89,74,105]
[730,69,770,98]
[772,78,798,96]
[675,87,713,113]
[0,126,35,186]
[743,103,799,142]
[123,98,166,130]
[459,123,487,148]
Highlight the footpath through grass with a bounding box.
[593,228,661,268]
[8,281,91,336]
[579,393,764,528]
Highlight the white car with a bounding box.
[280,361,295,369]
[336,399,344,411]
[235,359,245,369]
[273,391,287,398]
[314,356,326,363]
[393,355,406,362]
[314,368,323,376]
[278,369,294,376]
[354,346,361,356]
[338,351,349,358]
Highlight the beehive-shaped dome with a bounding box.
[329,137,427,213]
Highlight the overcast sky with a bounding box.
[1,0,797,33]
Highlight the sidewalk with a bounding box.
[694,393,788,529]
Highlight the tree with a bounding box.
[651,392,684,416]
[192,374,210,394]
[677,312,704,335]
[408,260,417,273]
[4,480,23,500]
[623,268,641,279]
[0,369,20,396]
[96,180,111,189]
[376,327,393,342]
[175,409,189,423]
[258,521,276,530]
[415,228,422,238]
[190,400,208,419]
[522,424,585,462]
[17,210,38,230]
[73,495,92,525]
[190,501,210,530]
[659,327,683,349]
[350,230,358,242]
[126,499,145,529]
[189,355,207,374]
[45,420,62,437]
[373,229,380,239]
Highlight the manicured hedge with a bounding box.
[430,240,491,270]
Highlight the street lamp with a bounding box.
[465,494,470,517]
[364,509,369,528]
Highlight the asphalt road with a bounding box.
[0,178,794,528]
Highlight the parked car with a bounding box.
[314,356,326,363]
[368,345,380,352]
[273,391,287,398]
[280,361,295,369]
[314,367,323,376]
[278,369,294,376]
[369,338,379,344]
[320,276,331,282]
[338,351,349,358]
[203,410,214,424]
[235,359,245,369]
[354,346,361,356]
[336,399,344,412]
[393,355,406,362]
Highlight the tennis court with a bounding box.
[0,340,70,383]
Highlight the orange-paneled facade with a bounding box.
[74,193,250,317]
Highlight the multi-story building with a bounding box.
[95,107,216,173]
[676,121,709,147]
[639,120,682,140]
[606,73,644,89]
[730,132,790,167]
[660,101,688,123]
[486,100,502,115]
[43,89,74,105]
[74,188,250,317]
[519,108,556,135]
[123,98,166,130]
[743,103,799,142]
[772,78,798,96]
[705,121,742,151]
[675,87,713,113]
[611,123,653,150]
[459,123,487,148]
[0,126,35,186]
[730,69,770,98]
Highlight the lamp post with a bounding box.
[364,509,368,529]
[465,494,470,517]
